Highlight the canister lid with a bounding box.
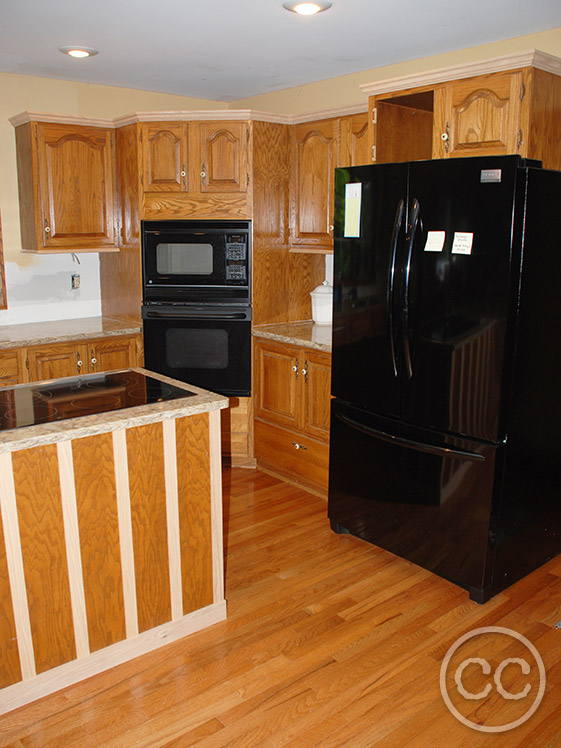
[311,280,333,295]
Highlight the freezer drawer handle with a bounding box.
[144,310,248,320]
[387,199,405,378]
[336,413,486,462]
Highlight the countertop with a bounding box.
[0,316,142,350]
[0,368,228,454]
[252,320,332,352]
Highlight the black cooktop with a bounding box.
[0,369,196,432]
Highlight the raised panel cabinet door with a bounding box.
[26,343,85,381]
[433,71,523,159]
[141,122,188,192]
[301,350,332,441]
[36,123,118,250]
[254,340,300,431]
[339,112,370,167]
[88,335,139,373]
[291,119,338,250]
[199,122,249,193]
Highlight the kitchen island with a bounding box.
[0,368,228,714]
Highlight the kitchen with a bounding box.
[0,4,561,744]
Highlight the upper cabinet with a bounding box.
[289,111,369,254]
[365,54,561,170]
[13,120,119,253]
[199,122,249,194]
[432,71,524,159]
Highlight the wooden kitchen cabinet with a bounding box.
[368,61,561,169]
[254,338,331,495]
[290,112,369,254]
[24,334,142,383]
[0,351,21,387]
[290,118,338,253]
[141,120,249,199]
[14,120,119,253]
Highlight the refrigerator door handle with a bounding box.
[387,199,405,377]
[403,198,421,379]
[335,412,486,462]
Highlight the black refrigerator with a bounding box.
[328,155,561,603]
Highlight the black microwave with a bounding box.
[141,219,251,304]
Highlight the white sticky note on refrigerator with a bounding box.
[344,183,362,237]
[424,231,446,252]
[452,232,474,255]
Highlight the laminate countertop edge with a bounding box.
[253,321,332,353]
[0,368,228,454]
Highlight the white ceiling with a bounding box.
[1,0,560,102]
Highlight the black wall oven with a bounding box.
[141,220,252,397]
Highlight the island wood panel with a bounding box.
[176,414,214,615]
[11,445,76,674]
[0,518,20,688]
[72,432,126,653]
[125,422,171,633]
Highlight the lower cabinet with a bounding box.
[1,334,143,386]
[254,338,331,495]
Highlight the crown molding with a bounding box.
[10,103,368,131]
[359,49,561,97]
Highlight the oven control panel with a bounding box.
[226,234,247,280]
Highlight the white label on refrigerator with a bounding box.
[452,232,474,255]
[424,231,445,252]
[344,183,362,237]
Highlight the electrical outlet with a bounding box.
[71,274,80,290]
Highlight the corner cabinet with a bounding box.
[13,121,119,253]
[367,58,561,169]
[254,338,331,495]
[289,112,369,254]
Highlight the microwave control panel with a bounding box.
[226,234,247,280]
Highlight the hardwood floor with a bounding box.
[0,467,560,747]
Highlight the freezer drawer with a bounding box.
[328,399,501,598]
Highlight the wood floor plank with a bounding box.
[0,466,560,747]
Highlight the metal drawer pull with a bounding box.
[292,442,307,450]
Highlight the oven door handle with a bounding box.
[143,309,250,321]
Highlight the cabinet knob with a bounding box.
[329,225,334,232]
[44,226,51,233]
[200,171,206,178]
[77,359,83,368]
[301,360,309,382]
[292,442,307,451]
[441,122,450,152]
[180,170,186,178]
[292,357,299,378]
[91,356,97,366]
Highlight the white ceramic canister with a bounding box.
[310,280,333,325]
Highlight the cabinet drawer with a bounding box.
[255,419,329,494]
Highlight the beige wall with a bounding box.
[233,26,561,114]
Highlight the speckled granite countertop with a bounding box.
[253,321,332,352]
[0,368,227,454]
[0,316,142,349]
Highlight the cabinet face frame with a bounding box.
[0,211,7,310]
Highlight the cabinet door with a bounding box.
[301,350,332,441]
[35,123,117,251]
[339,112,370,167]
[88,336,139,373]
[254,340,300,430]
[0,351,20,387]
[26,343,86,381]
[199,122,249,194]
[141,122,188,192]
[433,72,523,159]
[291,119,338,251]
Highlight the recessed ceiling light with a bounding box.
[59,46,99,58]
[283,1,332,15]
